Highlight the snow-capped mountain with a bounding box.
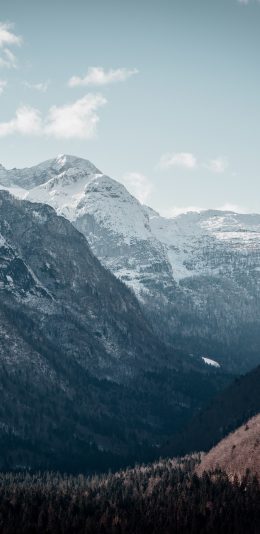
[1,155,260,372]
[0,156,172,298]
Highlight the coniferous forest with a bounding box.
[0,458,260,534]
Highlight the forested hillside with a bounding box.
[197,414,260,479]
[0,458,259,533]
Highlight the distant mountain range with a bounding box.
[1,154,260,372]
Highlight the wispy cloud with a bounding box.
[158,152,228,174]
[205,157,228,174]
[0,48,17,68]
[158,152,198,170]
[0,94,107,139]
[237,0,260,4]
[68,66,138,88]
[121,172,153,204]
[0,79,7,95]
[23,80,50,93]
[0,22,22,69]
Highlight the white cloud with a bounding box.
[205,157,228,174]
[0,94,107,139]
[159,152,229,174]
[0,79,7,95]
[121,172,153,204]
[23,80,50,93]
[45,94,106,139]
[0,105,42,137]
[159,152,197,170]
[68,66,138,87]
[0,22,22,69]
[0,22,22,47]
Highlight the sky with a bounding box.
[0,0,260,216]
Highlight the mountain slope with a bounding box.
[165,363,260,458]
[197,413,260,478]
[1,155,260,372]
[0,190,228,472]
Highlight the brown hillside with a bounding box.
[197,413,260,479]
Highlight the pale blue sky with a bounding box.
[0,0,260,215]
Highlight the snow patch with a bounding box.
[0,233,6,247]
[202,357,220,368]
[32,210,47,223]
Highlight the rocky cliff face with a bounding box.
[1,155,260,372]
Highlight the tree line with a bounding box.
[0,456,259,533]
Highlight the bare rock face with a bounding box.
[1,155,260,372]
[197,414,260,479]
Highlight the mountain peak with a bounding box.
[0,155,102,190]
[35,154,102,176]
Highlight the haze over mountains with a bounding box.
[1,155,260,373]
